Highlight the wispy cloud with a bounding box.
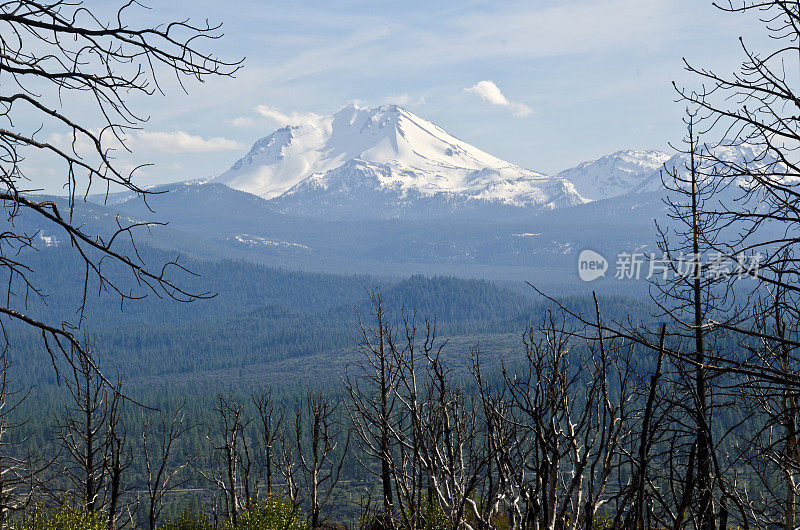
[384,94,425,106]
[260,25,395,84]
[229,116,257,128]
[48,129,245,155]
[134,131,245,153]
[255,0,678,84]
[255,106,324,127]
[464,81,531,117]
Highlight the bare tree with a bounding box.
[472,354,524,530]
[415,344,488,530]
[387,314,447,530]
[652,114,723,530]
[721,273,800,529]
[0,345,35,525]
[142,402,196,530]
[203,394,255,527]
[345,295,496,530]
[252,389,283,497]
[56,341,114,513]
[390,311,500,530]
[579,299,637,530]
[277,420,301,509]
[673,1,800,304]
[105,378,131,529]
[291,390,349,528]
[498,315,625,530]
[617,324,666,530]
[526,4,800,527]
[342,289,400,523]
[536,110,758,528]
[0,0,239,381]
[666,3,800,527]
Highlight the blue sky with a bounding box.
[26,0,768,192]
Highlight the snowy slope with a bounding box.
[556,150,670,200]
[556,144,787,201]
[632,143,787,194]
[213,105,584,216]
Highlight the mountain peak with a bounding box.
[557,149,670,200]
[212,105,574,214]
[334,103,403,119]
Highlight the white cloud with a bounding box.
[48,129,245,155]
[464,81,532,117]
[384,94,425,106]
[47,130,118,153]
[109,160,151,178]
[230,116,256,128]
[255,106,324,127]
[133,131,245,153]
[257,0,682,85]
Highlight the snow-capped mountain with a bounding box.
[556,150,671,200]
[555,144,785,201]
[632,142,786,194]
[213,104,584,218]
[209,104,789,221]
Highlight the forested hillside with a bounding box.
[3,243,648,386]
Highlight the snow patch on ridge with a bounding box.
[557,150,671,200]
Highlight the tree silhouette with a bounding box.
[0,0,240,378]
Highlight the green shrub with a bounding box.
[592,515,615,530]
[223,496,309,530]
[362,503,452,530]
[11,506,107,530]
[153,496,307,530]
[159,509,215,530]
[421,502,451,530]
